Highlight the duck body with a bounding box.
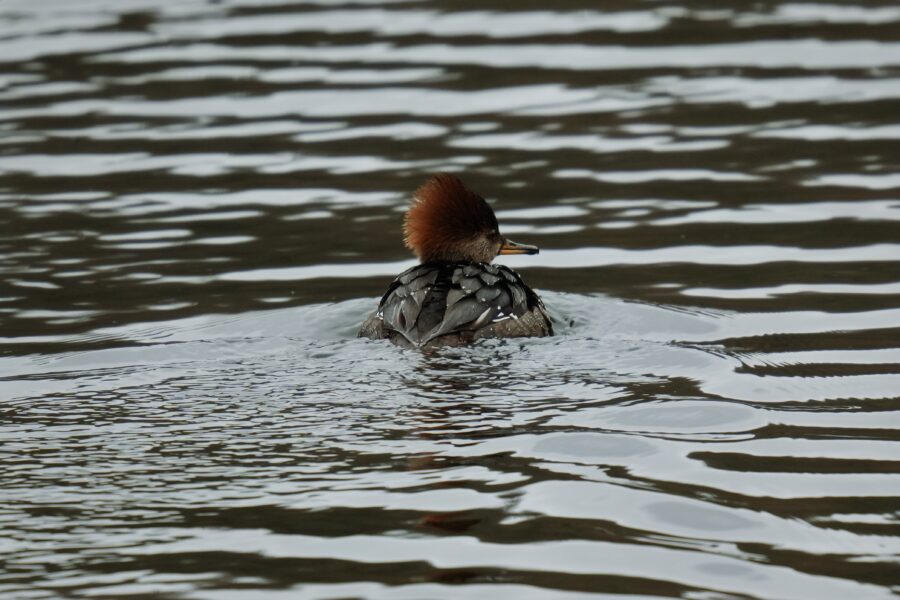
[357,173,552,349]
[359,261,552,349]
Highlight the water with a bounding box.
[2,1,899,598]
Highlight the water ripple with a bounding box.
[1,1,898,598]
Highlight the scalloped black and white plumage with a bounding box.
[359,261,552,348]
[358,173,553,349]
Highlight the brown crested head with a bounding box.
[404,173,500,263]
[403,173,540,264]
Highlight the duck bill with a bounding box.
[498,239,540,255]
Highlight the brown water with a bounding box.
[2,1,900,598]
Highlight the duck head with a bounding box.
[403,173,539,264]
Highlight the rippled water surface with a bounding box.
[2,1,900,598]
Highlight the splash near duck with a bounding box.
[359,173,552,348]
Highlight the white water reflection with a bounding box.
[683,281,900,299]
[0,32,153,61]
[650,200,900,225]
[8,85,596,119]
[132,530,888,600]
[450,132,727,153]
[555,169,762,183]
[736,3,900,25]
[0,152,289,177]
[755,124,900,140]
[46,120,340,141]
[517,479,896,552]
[295,122,448,142]
[260,67,445,84]
[804,174,900,190]
[92,40,900,70]
[155,9,671,39]
[647,75,900,106]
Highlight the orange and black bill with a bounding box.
[499,239,540,255]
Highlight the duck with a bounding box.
[358,173,552,348]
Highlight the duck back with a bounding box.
[359,262,552,348]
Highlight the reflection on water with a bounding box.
[1,0,899,598]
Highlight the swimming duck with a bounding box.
[359,173,552,348]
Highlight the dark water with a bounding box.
[2,1,900,598]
